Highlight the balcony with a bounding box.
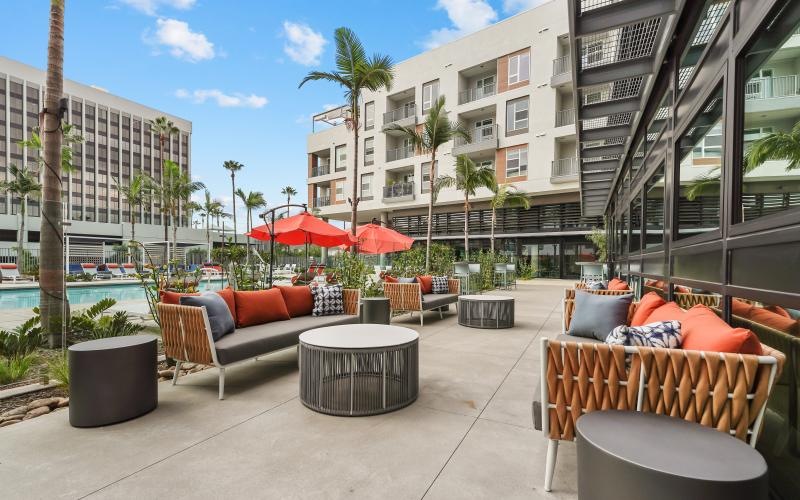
[551,157,579,183]
[458,83,496,105]
[551,56,572,87]
[555,108,576,128]
[382,181,415,203]
[452,124,499,156]
[382,104,416,131]
[745,75,799,100]
[313,195,330,208]
[311,164,330,177]
[386,144,415,163]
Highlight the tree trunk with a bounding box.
[490,206,496,253]
[206,213,211,262]
[464,193,470,262]
[350,101,360,243]
[40,0,66,349]
[230,174,238,245]
[172,218,178,266]
[129,210,136,263]
[160,136,168,242]
[17,195,26,265]
[424,150,437,272]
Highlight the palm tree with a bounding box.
[198,190,224,262]
[0,164,41,261]
[299,27,394,238]
[281,185,297,209]
[149,116,179,241]
[40,0,66,348]
[151,161,204,262]
[385,96,469,270]
[115,173,149,261]
[222,160,244,245]
[438,155,495,261]
[236,188,266,262]
[489,183,530,253]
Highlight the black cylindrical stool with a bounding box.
[360,297,391,324]
[577,411,768,500]
[69,335,158,427]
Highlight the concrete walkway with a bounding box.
[0,280,578,499]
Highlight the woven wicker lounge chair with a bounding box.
[383,279,460,325]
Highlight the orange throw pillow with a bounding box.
[747,307,798,335]
[278,286,314,318]
[160,290,200,305]
[608,278,630,291]
[644,301,687,324]
[215,287,237,324]
[234,289,290,327]
[674,285,692,294]
[416,275,433,294]
[383,275,398,283]
[765,305,791,318]
[731,298,753,318]
[631,292,666,326]
[681,305,762,355]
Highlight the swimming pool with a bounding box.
[0,280,226,310]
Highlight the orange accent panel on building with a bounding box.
[308,153,315,177]
[307,184,315,208]
[495,144,529,183]
[497,47,531,93]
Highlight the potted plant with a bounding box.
[334,252,390,324]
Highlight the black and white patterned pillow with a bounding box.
[311,284,344,316]
[605,320,682,348]
[432,276,449,294]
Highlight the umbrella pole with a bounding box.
[268,211,275,289]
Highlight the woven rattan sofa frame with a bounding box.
[157,288,360,400]
[540,292,785,492]
[383,279,460,325]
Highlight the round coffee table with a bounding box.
[458,295,515,328]
[577,411,768,500]
[299,324,419,416]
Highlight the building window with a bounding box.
[508,51,530,85]
[335,145,347,171]
[676,85,723,240]
[361,173,373,200]
[474,118,494,140]
[644,165,665,249]
[629,192,641,253]
[421,161,435,193]
[364,137,374,166]
[506,147,528,178]
[335,180,344,201]
[364,101,374,130]
[477,160,494,170]
[422,80,439,113]
[738,11,800,223]
[506,97,529,134]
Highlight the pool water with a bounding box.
[0,280,226,310]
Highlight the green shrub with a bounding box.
[68,298,145,342]
[0,355,36,384]
[47,354,69,391]
[0,317,43,361]
[392,243,455,277]
[517,259,536,280]
[474,251,509,290]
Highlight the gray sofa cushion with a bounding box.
[567,291,633,341]
[422,293,458,310]
[214,313,359,365]
[180,292,235,341]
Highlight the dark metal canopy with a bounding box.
[568,0,684,216]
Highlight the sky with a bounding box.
[0,0,548,231]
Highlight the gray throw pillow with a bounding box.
[180,292,235,341]
[567,291,633,341]
[398,277,416,284]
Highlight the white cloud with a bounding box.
[422,0,498,49]
[502,0,549,13]
[175,88,268,109]
[121,0,196,16]
[152,18,215,62]
[282,21,327,66]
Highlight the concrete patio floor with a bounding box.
[0,280,578,499]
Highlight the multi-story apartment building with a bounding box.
[0,56,206,249]
[306,0,602,278]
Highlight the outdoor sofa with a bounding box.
[157,285,360,399]
[533,288,786,492]
[383,277,460,325]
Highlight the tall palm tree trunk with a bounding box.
[172,212,178,265]
[160,136,168,242]
[17,196,26,263]
[230,174,237,245]
[490,207,497,254]
[464,193,470,262]
[425,150,436,271]
[350,103,360,242]
[129,209,136,263]
[40,0,66,348]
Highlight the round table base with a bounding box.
[458,297,515,329]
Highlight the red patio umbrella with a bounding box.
[248,211,355,247]
[352,223,414,254]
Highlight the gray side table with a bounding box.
[299,324,419,416]
[69,335,158,427]
[458,295,515,328]
[577,410,768,500]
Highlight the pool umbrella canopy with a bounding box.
[352,223,414,254]
[248,211,355,248]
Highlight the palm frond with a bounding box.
[334,27,366,78]
[684,172,721,201]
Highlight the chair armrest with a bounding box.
[342,288,360,316]
[157,303,215,365]
[447,278,460,294]
[383,282,422,312]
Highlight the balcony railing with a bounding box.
[745,75,800,100]
[383,181,415,200]
[311,164,330,177]
[458,83,496,105]
[551,157,579,179]
[454,124,498,148]
[383,104,416,126]
[386,144,414,162]
[313,196,330,207]
[555,108,576,127]
[552,55,570,76]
